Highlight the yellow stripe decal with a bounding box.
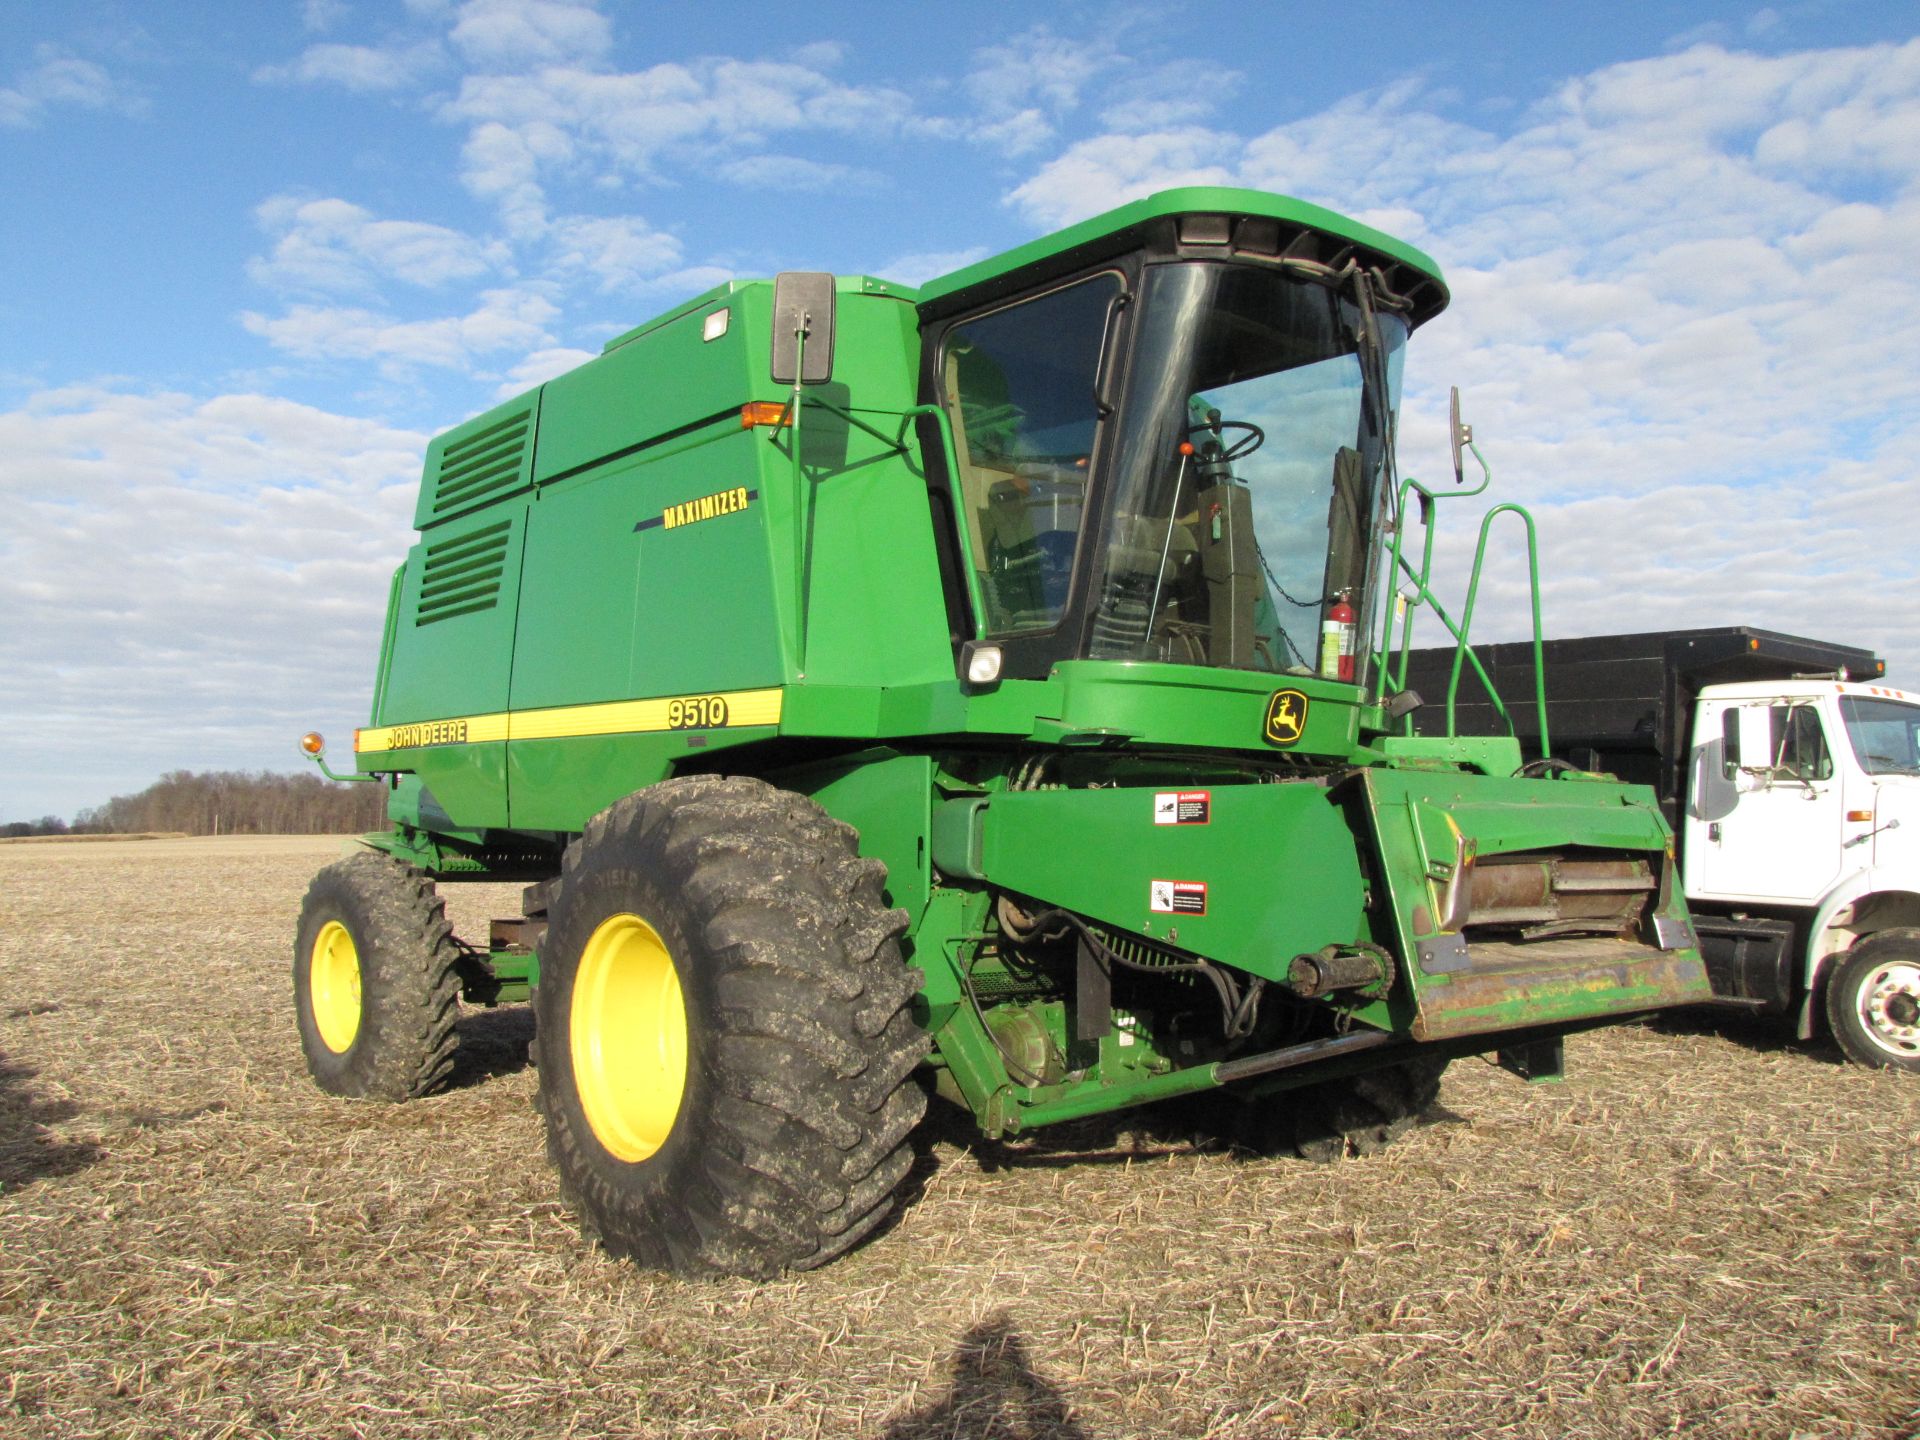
[355,688,784,754]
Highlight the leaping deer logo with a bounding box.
[1264,689,1309,746]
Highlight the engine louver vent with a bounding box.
[429,408,531,519]
[415,519,511,626]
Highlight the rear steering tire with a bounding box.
[1826,930,1920,1073]
[293,850,463,1100]
[534,776,929,1277]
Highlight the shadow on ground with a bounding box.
[912,1090,1227,1176]
[446,1004,538,1091]
[911,1079,1460,1179]
[0,1049,103,1193]
[879,1311,1090,1440]
[1641,1007,1844,1065]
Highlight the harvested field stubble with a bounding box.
[0,837,1914,1439]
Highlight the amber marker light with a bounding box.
[300,732,326,756]
[1848,810,1875,822]
[740,401,792,429]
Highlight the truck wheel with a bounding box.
[534,776,928,1277]
[293,850,463,1100]
[1825,930,1920,1072]
[1232,1055,1449,1161]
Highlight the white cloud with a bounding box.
[303,0,350,32]
[493,345,596,399]
[0,45,141,128]
[715,154,873,193]
[647,263,735,296]
[249,195,507,295]
[1006,127,1235,225]
[1095,58,1240,132]
[240,287,559,373]
[254,41,441,93]
[873,247,991,288]
[437,54,915,227]
[459,117,574,237]
[960,30,1238,156]
[449,0,612,70]
[0,385,428,817]
[544,213,681,291]
[963,28,1114,155]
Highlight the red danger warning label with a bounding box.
[1149,880,1208,915]
[1152,790,1211,825]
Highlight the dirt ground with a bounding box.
[0,836,1914,1439]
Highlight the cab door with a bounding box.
[1685,698,1843,904]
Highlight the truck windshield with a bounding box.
[1839,695,1920,774]
[1088,262,1405,675]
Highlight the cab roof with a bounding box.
[915,186,1449,326]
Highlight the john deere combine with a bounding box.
[294,188,1709,1276]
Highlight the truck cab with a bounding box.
[1684,681,1920,903]
[1684,680,1920,1066]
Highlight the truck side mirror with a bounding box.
[771,271,836,385]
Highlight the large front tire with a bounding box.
[293,850,463,1100]
[534,776,928,1277]
[1826,930,1920,1072]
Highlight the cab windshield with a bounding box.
[1090,263,1404,675]
[1840,695,1920,775]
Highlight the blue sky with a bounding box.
[3,0,1918,822]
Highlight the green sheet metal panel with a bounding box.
[504,425,787,829]
[533,285,763,486]
[782,751,937,921]
[509,427,784,711]
[508,729,743,831]
[1362,768,1678,860]
[770,411,956,690]
[412,393,540,531]
[396,743,511,831]
[1354,768,1710,1039]
[375,510,526,725]
[1035,661,1362,757]
[974,781,1369,982]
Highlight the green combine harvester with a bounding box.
[294,187,1711,1276]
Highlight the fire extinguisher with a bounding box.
[1320,590,1356,682]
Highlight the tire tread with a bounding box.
[536,776,929,1276]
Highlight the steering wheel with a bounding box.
[1186,417,1265,463]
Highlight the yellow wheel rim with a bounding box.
[310,920,363,1054]
[571,913,688,1163]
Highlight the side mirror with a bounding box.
[770,271,836,385]
[1449,385,1472,486]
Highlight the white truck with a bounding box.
[1403,628,1919,1072]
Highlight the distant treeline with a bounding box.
[4,770,389,838]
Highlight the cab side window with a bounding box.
[939,273,1120,636]
[1768,703,1833,781]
